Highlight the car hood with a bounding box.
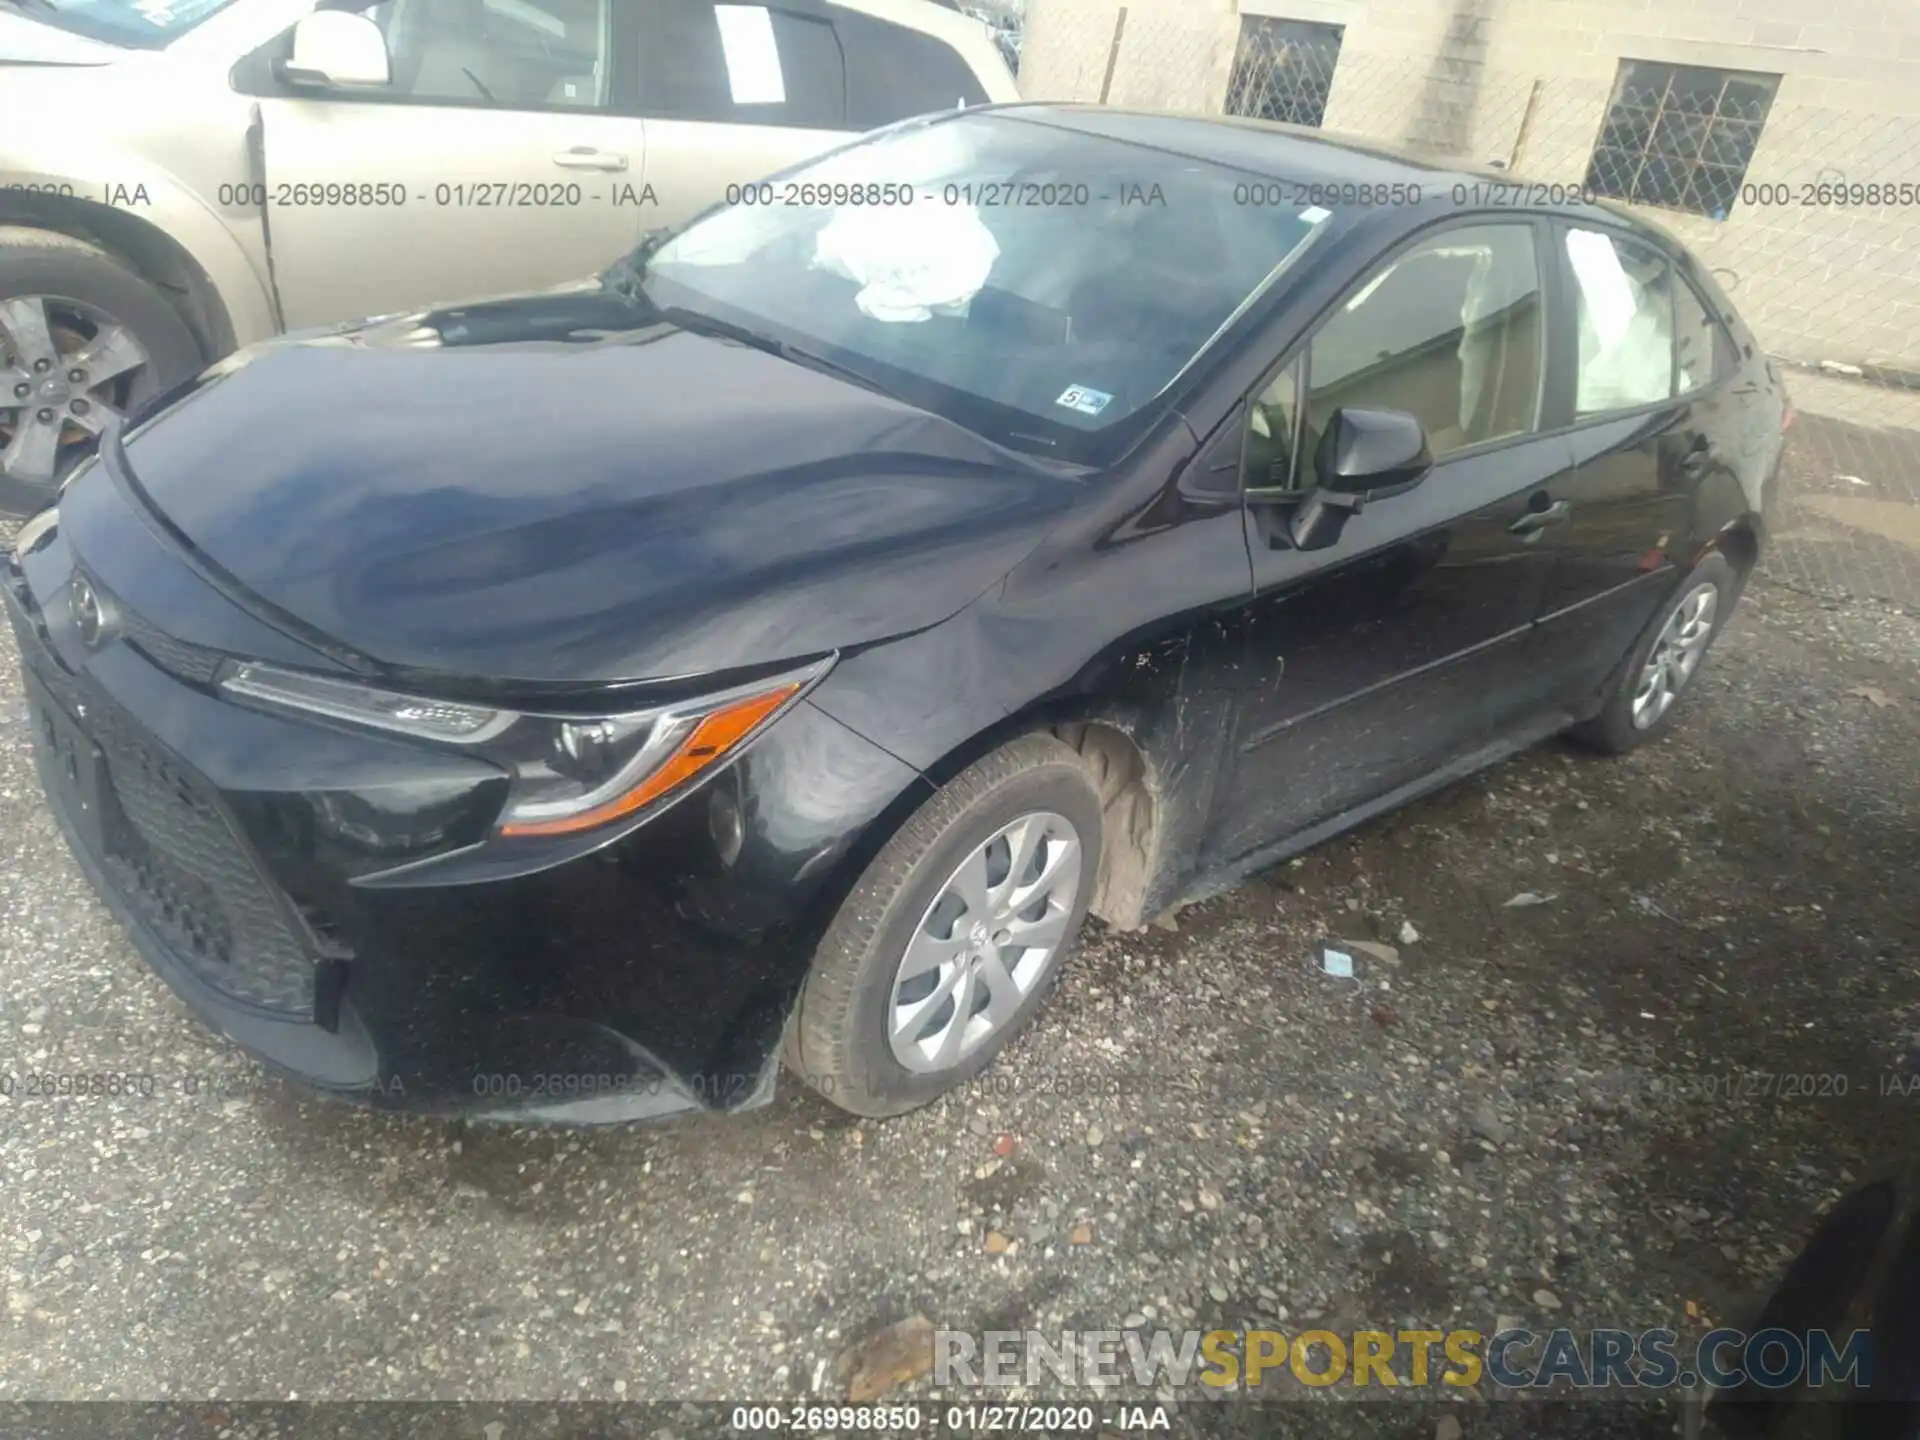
[0,12,126,63]
[103,288,1082,686]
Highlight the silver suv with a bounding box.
[0,0,1017,512]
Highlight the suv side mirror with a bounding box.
[1315,407,1433,499]
[280,11,392,89]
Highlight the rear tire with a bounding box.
[786,734,1104,1119]
[0,228,204,517]
[1570,551,1740,755]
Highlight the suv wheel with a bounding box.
[0,227,204,516]
[786,734,1104,1118]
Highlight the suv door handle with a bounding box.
[552,148,628,172]
[1677,441,1716,477]
[1509,499,1572,536]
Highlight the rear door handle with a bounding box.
[1509,498,1573,536]
[552,148,628,172]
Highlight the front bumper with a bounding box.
[5,496,927,1123]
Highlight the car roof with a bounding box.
[973,102,1670,244]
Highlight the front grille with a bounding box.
[120,610,223,687]
[32,664,320,1018]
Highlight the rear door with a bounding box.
[247,0,646,329]
[626,0,994,231]
[1530,221,1745,704]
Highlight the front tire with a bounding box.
[786,733,1104,1118]
[1570,551,1740,755]
[0,227,204,517]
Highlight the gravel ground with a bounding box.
[1,516,1914,1437]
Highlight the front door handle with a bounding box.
[1677,441,1716,477]
[1510,498,1573,536]
[552,148,629,172]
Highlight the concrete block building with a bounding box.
[1016,0,1920,371]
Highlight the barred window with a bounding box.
[1224,17,1344,129]
[1586,60,1780,221]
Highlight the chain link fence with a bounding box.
[1018,0,1920,613]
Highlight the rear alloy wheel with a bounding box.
[786,733,1104,1117]
[1571,551,1739,754]
[0,229,204,516]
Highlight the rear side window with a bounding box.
[1672,271,1740,393]
[834,10,988,128]
[636,0,846,128]
[1563,226,1697,415]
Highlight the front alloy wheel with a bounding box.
[0,296,151,492]
[787,733,1105,1118]
[887,810,1083,1074]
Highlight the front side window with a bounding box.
[1299,223,1544,468]
[1564,227,1681,416]
[638,113,1332,458]
[367,0,611,109]
[1243,361,1302,492]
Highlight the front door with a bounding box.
[251,0,646,329]
[1209,219,1575,865]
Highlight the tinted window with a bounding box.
[836,10,988,128]
[1301,223,1544,467]
[1564,227,1679,415]
[635,0,846,127]
[1243,361,1302,492]
[298,0,610,109]
[1673,271,1738,394]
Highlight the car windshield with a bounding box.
[638,111,1330,459]
[4,0,239,47]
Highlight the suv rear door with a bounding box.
[627,0,996,230]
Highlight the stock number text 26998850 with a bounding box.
[215,181,608,208]
[722,180,1158,208]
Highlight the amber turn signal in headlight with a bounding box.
[218,657,832,839]
[496,678,808,838]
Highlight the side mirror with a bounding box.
[1314,407,1433,501]
[280,11,391,89]
[1287,407,1433,552]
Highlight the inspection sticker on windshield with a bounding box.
[1301,205,1332,224]
[1056,385,1114,416]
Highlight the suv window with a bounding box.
[835,9,990,127]
[636,0,847,128]
[1563,227,1689,416]
[312,0,611,109]
[1299,223,1544,469]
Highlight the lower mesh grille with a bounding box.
[34,665,320,1018]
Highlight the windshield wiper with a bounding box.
[0,0,61,13]
[598,227,675,302]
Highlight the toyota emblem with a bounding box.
[71,574,105,649]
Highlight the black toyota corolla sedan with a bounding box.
[5,104,1789,1124]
